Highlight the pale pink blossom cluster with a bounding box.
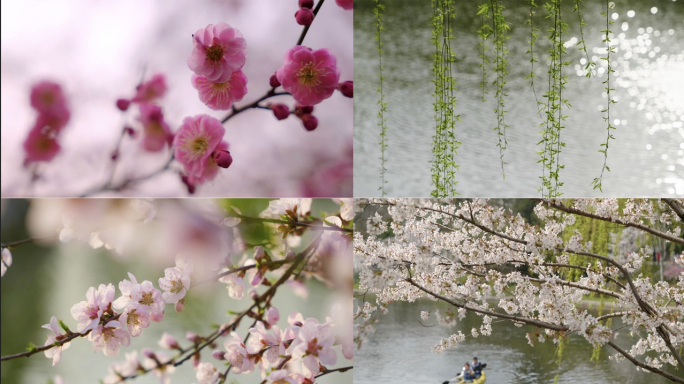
[355,198,684,378]
[42,258,192,364]
[23,81,71,164]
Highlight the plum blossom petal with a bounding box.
[173,114,226,181]
[119,304,151,337]
[196,362,220,384]
[42,316,71,366]
[158,259,192,304]
[131,74,167,103]
[90,321,131,358]
[188,23,247,83]
[218,271,245,299]
[223,332,254,374]
[139,104,173,152]
[192,71,248,110]
[276,46,340,106]
[335,0,353,10]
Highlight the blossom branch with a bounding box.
[1,234,57,249]
[315,365,353,378]
[230,213,353,233]
[0,314,121,362]
[80,153,175,197]
[539,199,684,245]
[606,340,684,383]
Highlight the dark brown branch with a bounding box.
[663,198,684,223]
[606,341,684,383]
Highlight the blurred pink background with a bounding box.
[0,0,353,197]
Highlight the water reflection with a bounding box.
[354,0,684,197]
[354,299,678,384]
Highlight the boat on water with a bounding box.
[453,370,486,384]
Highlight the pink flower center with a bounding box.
[139,292,154,306]
[170,279,184,294]
[128,309,140,325]
[211,81,232,91]
[297,63,322,87]
[305,337,320,356]
[86,304,99,319]
[190,137,209,155]
[206,45,224,63]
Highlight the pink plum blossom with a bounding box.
[247,322,286,367]
[23,127,61,163]
[195,362,220,384]
[30,81,67,115]
[139,104,173,152]
[276,46,340,107]
[90,321,131,358]
[335,0,353,10]
[158,259,192,304]
[188,23,247,83]
[113,272,164,322]
[119,304,151,337]
[223,332,255,374]
[290,318,337,376]
[1,248,12,277]
[104,351,140,384]
[260,198,312,219]
[265,307,280,327]
[42,316,71,366]
[267,370,299,384]
[218,272,245,299]
[191,70,248,110]
[131,74,167,103]
[143,351,175,384]
[71,284,115,332]
[173,114,226,181]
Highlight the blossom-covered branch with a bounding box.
[355,198,683,382]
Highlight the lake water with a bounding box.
[354,299,680,384]
[354,0,684,197]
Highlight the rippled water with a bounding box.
[354,299,679,384]
[354,0,684,197]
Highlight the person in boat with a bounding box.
[471,357,482,378]
[459,362,476,383]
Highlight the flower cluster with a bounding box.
[188,23,248,110]
[41,258,192,364]
[4,199,354,383]
[23,81,71,164]
[115,73,174,153]
[354,198,684,380]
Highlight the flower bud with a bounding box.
[212,149,233,168]
[295,8,314,26]
[301,114,318,131]
[186,331,199,342]
[337,81,353,98]
[272,104,290,120]
[116,98,130,111]
[269,73,281,88]
[175,298,185,313]
[299,0,314,9]
[212,350,226,360]
[296,105,314,115]
[142,348,156,359]
[254,246,266,263]
[192,352,201,368]
[159,332,179,350]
